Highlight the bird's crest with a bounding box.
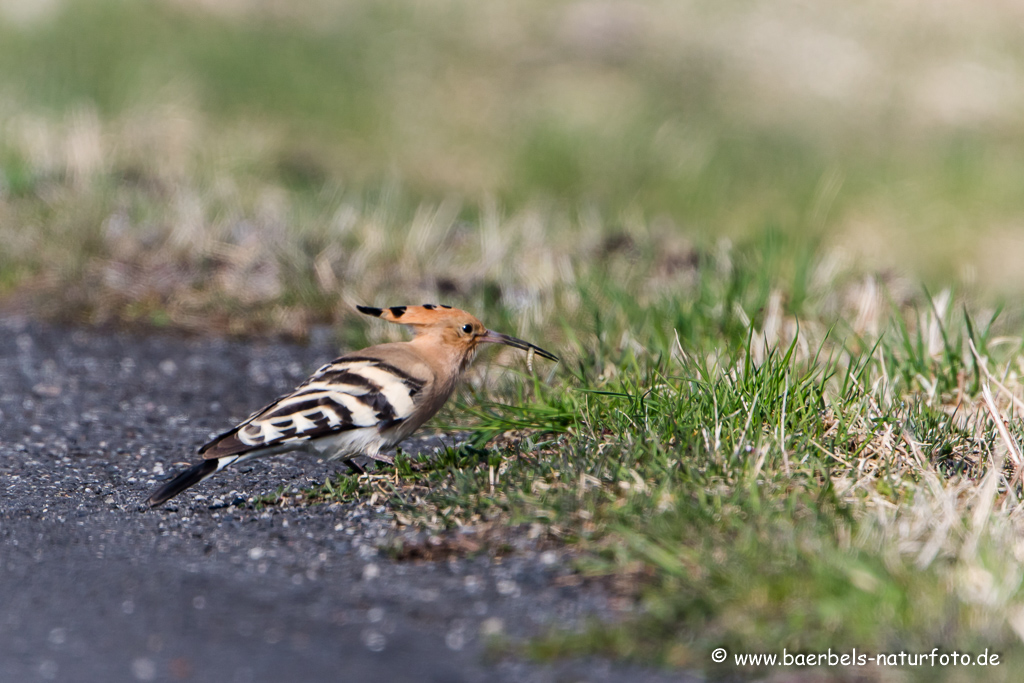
[356,304,476,327]
[357,303,558,363]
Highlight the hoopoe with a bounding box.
[145,304,557,507]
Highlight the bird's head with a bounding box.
[356,304,558,369]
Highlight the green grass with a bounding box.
[293,240,1024,679]
[6,1,1024,679]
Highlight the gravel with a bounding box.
[0,318,695,683]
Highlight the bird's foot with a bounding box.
[342,458,366,475]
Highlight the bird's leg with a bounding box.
[393,447,405,485]
[342,458,365,475]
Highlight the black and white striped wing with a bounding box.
[198,356,427,460]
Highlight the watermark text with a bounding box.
[710,647,1000,668]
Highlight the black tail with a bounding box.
[145,459,220,507]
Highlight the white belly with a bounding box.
[306,427,388,461]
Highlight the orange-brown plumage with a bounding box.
[145,304,557,507]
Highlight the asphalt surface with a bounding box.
[0,318,695,683]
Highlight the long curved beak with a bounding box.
[478,330,559,362]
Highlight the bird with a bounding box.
[145,304,558,507]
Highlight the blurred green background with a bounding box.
[2,0,1024,335]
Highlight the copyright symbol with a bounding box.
[712,647,727,663]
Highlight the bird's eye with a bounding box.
[461,324,473,334]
